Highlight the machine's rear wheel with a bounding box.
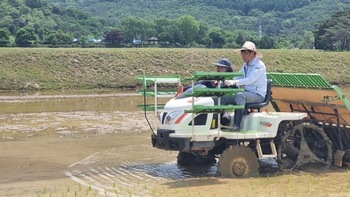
[177,151,216,166]
[277,122,333,171]
[218,146,259,178]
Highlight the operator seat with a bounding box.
[245,79,272,112]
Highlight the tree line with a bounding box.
[0,0,349,50]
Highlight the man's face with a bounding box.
[216,66,228,72]
[240,50,255,63]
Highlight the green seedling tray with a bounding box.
[182,71,243,82]
[186,88,244,97]
[184,105,244,113]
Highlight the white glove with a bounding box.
[224,80,236,86]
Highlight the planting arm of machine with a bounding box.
[268,72,350,170]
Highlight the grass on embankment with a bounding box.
[0,48,349,91]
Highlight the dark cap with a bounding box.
[213,58,231,68]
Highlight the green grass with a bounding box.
[0,48,349,91]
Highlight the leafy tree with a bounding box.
[273,36,292,48]
[154,17,185,45]
[223,31,240,48]
[292,31,314,49]
[158,32,173,45]
[259,35,274,49]
[176,14,200,45]
[0,16,14,34]
[235,32,246,46]
[0,28,11,46]
[194,22,209,45]
[314,10,350,51]
[104,30,125,47]
[45,30,72,46]
[208,28,225,48]
[80,35,88,47]
[119,16,155,43]
[25,0,47,9]
[37,27,51,43]
[154,18,173,37]
[15,26,38,47]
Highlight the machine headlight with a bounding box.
[165,110,182,125]
[159,112,164,122]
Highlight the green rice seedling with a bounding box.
[114,190,119,197]
[249,181,255,191]
[41,187,47,195]
[266,175,270,182]
[287,178,292,194]
[151,190,157,197]
[126,188,132,196]
[175,189,180,197]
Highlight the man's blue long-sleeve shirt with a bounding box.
[234,57,267,98]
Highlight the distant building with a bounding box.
[147,37,158,45]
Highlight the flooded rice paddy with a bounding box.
[0,88,350,196]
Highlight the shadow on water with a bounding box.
[129,162,218,179]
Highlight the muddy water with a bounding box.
[0,92,220,196]
[0,88,350,197]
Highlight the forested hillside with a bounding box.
[49,0,350,36]
[0,0,349,50]
[0,0,112,46]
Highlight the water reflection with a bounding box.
[0,86,350,113]
[0,87,349,114]
[0,94,170,113]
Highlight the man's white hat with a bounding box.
[235,41,263,58]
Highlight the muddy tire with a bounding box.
[218,146,259,178]
[277,122,333,171]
